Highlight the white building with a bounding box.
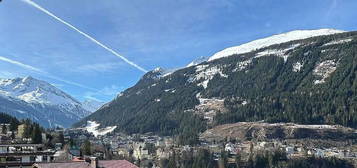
[0,144,55,167]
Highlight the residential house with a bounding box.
[17,124,26,138]
[156,148,170,160]
[0,144,55,167]
[33,158,138,168]
[133,142,149,160]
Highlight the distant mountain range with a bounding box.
[82,99,105,113]
[75,29,357,144]
[0,76,103,128]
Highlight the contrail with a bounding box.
[22,0,148,73]
[0,56,42,72]
[0,55,98,91]
[45,74,99,92]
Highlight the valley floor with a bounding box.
[64,122,357,167]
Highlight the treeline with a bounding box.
[161,149,354,168]
[244,151,353,168]
[21,119,44,144]
[0,112,20,132]
[1,112,44,143]
[209,35,357,128]
[161,149,217,168]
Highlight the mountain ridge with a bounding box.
[208,29,345,61]
[0,76,95,128]
[76,29,357,144]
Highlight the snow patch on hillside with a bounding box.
[321,49,338,53]
[151,67,177,78]
[255,44,300,62]
[85,121,117,137]
[209,29,344,61]
[313,60,337,84]
[193,93,226,122]
[191,65,228,88]
[164,89,176,93]
[286,124,337,129]
[187,56,208,67]
[323,38,352,46]
[292,62,303,72]
[233,59,252,72]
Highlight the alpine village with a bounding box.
[1,0,357,168]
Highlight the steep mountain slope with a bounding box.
[76,29,357,144]
[81,99,104,112]
[0,76,91,128]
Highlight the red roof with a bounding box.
[34,162,92,168]
[72,157,85,162]
[98,160,138,168]
[34,160,138,168]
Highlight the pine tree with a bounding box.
[1,124,6,134]
[31,124,42,144]
[58,132,65,144]
[81,140,91,156]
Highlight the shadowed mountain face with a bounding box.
[76,30,357,139]
[0,76,91,128]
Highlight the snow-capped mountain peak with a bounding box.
[0,76,80,106]
[208,29,345,61]
[186,56,209,67]
[0,76,92,127]
[144,67,177,79]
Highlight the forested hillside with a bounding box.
[76,31,357,144]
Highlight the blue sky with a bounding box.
[0,0,356,102]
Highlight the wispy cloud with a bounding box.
[0,56,42,72]
[75,62,123,73]
[45,74,98,91]
[84,85,123,101]
[22,0,148,73]
[0,55,98,91]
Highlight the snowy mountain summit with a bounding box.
[186,56,209,67]
[0,76,92,127]
[209,29,345,61]
[0,76,80,106]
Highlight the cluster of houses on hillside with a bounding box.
[219,140,357,160]
[0,123,138,168]
[64,128,175,166]
[64,127,357,167]
[1,121,356,167]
